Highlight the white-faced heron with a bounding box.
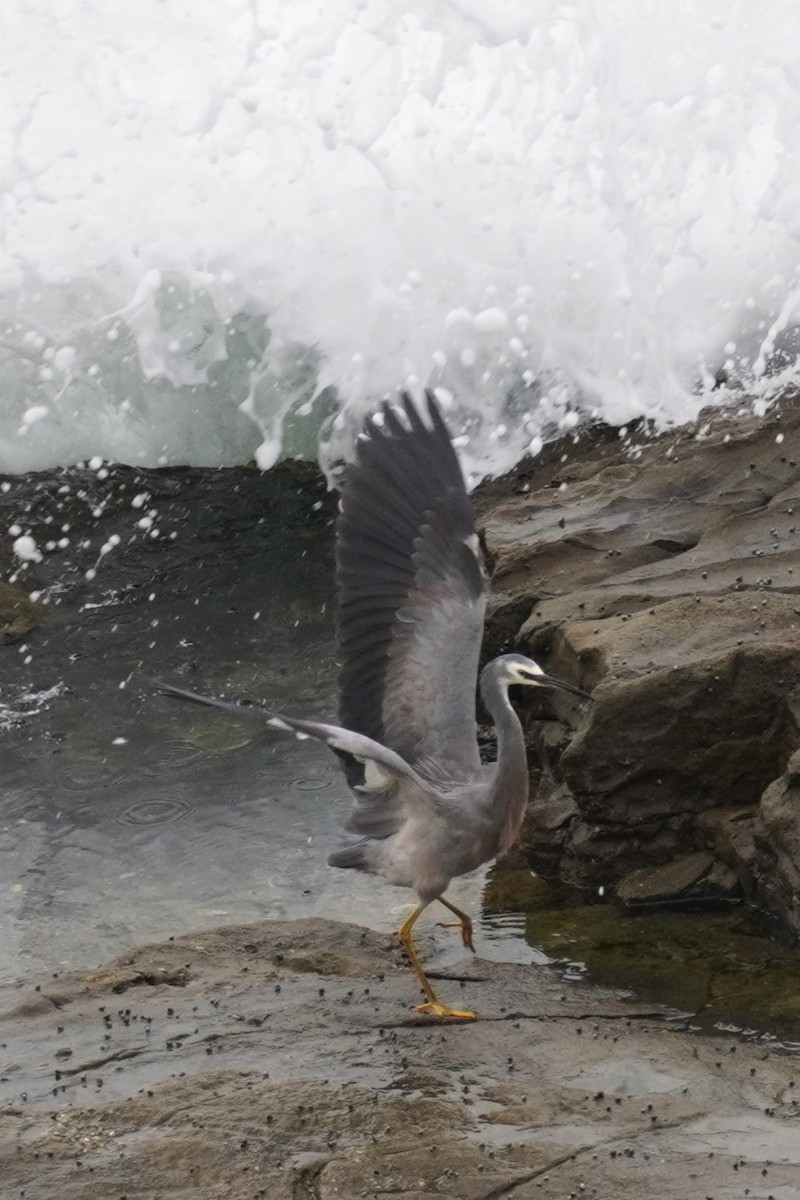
[160,391,591,1019]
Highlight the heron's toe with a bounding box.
[413,1000,477,1020]
[436,919,475,952]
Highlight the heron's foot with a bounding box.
[437,918,475,952]
[414,1000,477,1021]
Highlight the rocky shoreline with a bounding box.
[2,397,800,1197]
[477,393,800,941]
[2,917,799,1199]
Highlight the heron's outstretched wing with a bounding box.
[156,682,431,844]
[336,391,486,780]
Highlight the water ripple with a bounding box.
[59,762,125,792]
[292,776,334,792]
[116,795,194,827]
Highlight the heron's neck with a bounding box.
[479,663,530,830]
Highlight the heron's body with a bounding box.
[160,391,590,1019]
[354,772,509,898]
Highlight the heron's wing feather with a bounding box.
[157,681,429,840]
[337,392,486,778]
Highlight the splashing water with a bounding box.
[1,1,799,480]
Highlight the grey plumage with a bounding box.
[158,390,590,1019]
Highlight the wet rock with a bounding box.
[481,591,535,661]
[755,749,800,938]
[617,852,716,906]
[698,806,758,888]
[2,917,800,1200]
[520,782,578,875]
[558,814,692,889]
[617,851,740,909]
[479,395,800,933]
[560,626,799,823]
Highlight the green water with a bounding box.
[486,860,800,1043]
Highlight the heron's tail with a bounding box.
[327,839,372,870]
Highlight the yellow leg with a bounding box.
[397,902,476,1020]
[435,895,475,951]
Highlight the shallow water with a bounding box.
[485,864,800,1047]
[0,463,503,997]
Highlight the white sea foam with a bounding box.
[1,2,799,481]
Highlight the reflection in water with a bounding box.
[485,862,800,1045]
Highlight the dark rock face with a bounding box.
[755,750,800,938]
[478,393,800,938]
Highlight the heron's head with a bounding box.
[491,653,592,701]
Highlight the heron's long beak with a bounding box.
[536,673,593,702]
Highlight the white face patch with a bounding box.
[514,661,544,684]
